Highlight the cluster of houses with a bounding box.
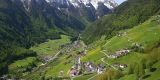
[68,61,106,77]
[67,49,131,77]
[61,39,131,77]
[67,55,106,77]
[82,62,106,74]
[108,49,130,59]
[113,63,128,69]
[117,32,127,37]
[82,62,97,73]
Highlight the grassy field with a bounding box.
[45,40,87,78]
[103,17,160,52]
[8,57,38,76]
[9,57,37,70]
[78,16,160,80]
[30,35,71,57]
[20,35,71,79]
[119,74,137,80]
[9,35,71,79]
[81,46,102,63]
[74,73,97,80]
[105,52,145,64]
[24,38,88,79]
[45,54,73,77]
[82,16,160,61]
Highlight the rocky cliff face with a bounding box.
[45,0,118,20]
[17,0,118,21]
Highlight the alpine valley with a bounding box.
[0,0,160,80]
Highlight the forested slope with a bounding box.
[82,0,160,44]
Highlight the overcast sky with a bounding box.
[115,0,126,4]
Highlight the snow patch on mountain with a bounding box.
[45,0,50,3]
[69,0,118,9]
[45,0,118,9]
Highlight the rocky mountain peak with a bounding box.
[46,0,118,9]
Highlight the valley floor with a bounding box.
[3,16,160,80]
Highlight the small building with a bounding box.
[108,49,130,59]
[69,68,78,77]
[113,63,127,69]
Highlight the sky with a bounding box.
[115,0,126,4]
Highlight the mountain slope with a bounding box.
[79,15,160,80]
[0,0,118,76]
[0,0,79,75]
[45,0,118,21]
[23,15,160,80]
[82,0,160,44]
[1,0,160,79]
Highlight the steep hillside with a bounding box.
[82,0,160,44]
[78,15,160,80]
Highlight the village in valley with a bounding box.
[55,31,147,79]
[33,33,139,79]
[5,31,148,80]
[53,32,135,79]
[52,37,133,79]
[11,18,159,79]
[66,49,131,78]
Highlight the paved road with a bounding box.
[49,51,61,61]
